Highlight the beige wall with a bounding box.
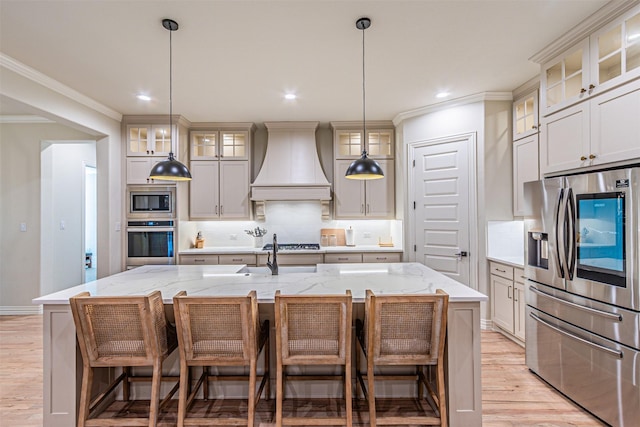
[0,123,95,310]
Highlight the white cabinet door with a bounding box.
[514,281,526,341]
[334,159,366,218]
[491,274,514,334]
[513,136,539,216]
[365,159,395,218]
[126,158,162,185]
[513,90,539,141]
[590,78,640,166]
[189,161,220,219]
[540,101,590,175]
[219,161,250,219]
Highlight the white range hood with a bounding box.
[251,121,331,202]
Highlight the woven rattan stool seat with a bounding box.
[69,291,178,427]
[172,291,269,427]
[275,290,353,426]
[356,289,449,427]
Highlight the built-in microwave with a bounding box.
[127,185,176,219]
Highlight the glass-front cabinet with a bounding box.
[591,6,640,93]
[127,124,174,157]
[513,89,539,141]
[541,39,590,115]
[332,122,394,159]
[191,130,248,160]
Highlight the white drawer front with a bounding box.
[362,253,401,263]
[180,254,219,265]
[324,253,363,263]
[490,262,514,280]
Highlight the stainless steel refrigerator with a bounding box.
[523,166,639,427]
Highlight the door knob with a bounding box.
[454,251,468,260]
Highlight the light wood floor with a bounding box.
[0,315,604,426]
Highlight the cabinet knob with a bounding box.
[151,150,155,155]
[580,88,587,94]
[146,150,150,154]
[588,84,595,90]
[589,154,596,160]
[580,155,588,161]
[531,125,538,130]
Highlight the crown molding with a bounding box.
[393,92,513,125]
[529,0,640,65]
[0,53,122,122]
[0,115,55,124]
[512,75,540,100]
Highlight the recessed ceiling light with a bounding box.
[436,92,450,99]
[137,94,152,101]
[284,93,297,100]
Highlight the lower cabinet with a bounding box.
[257,253,324,266]
[181,251,402,265]
[490,261,525,342]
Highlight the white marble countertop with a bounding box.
[486,255,525,268]
[33,262,486,305]
[179,245,403,255]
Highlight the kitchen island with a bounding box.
[33,262,487,426]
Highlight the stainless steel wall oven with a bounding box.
[126,220,176,266]
[524,166,639,427]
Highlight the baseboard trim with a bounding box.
[0,306,43,315]
[481,319,493,330]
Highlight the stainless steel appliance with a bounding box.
[523,166,640,427]
[127,186,176,219]
[126,220,176,266]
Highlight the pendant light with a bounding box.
[149,19,192,182]
[345,17,384,180]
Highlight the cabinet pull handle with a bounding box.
[366,204,370,214]
[514,289,518,302]
[580,88,587,94]
[232,258,242,262]
[589,154,596,160]
[580,155,587,161]
[376,257,387,260]
[220,206,223,215]
[338,257,348,261]
[215,205,218,215]
[361,204,364,214]
[195,259,205,263]
[508,286,512,300]
[495,268,506,273]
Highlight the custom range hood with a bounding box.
[251,121,331,203]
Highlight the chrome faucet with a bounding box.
[266,233,278,275]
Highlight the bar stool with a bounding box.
[172,291,269,427]
[69,291,179,427]
[274,290,353,426]
[355,289,449,427]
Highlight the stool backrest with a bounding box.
[172,291,258,364]
[69,291,171,367]
[364,289,448,365]
[275,290,352,365]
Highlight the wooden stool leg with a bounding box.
[123,367,131,401]
[438,362,448,427]
[203,366,209,400]
[345,363,353,427]
[77,364,93,427]
[177,361,189,427]
[367,358,376,427]
[148,363,162,427]
[265,336,270,401]
[248,360,257,427]
[276,363,283,427]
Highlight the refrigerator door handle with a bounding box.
[529,313,623,359]
[565,188,576,281]
[529,286,622,321]
[555,188,566,278]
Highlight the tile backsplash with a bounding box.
[180,201,402,249]
[487,220,524,261]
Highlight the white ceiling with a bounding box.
[0,0,611,123]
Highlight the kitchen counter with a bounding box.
[486,255,524,268]
[33,262,485,427]
[179,245,403,255]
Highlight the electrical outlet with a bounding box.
[20,223,27,232]
[115,221,121,232]
[363,232,371,238]
[230,234,237,240]
[60,220,66,230]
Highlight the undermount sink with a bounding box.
[239,265,317,275]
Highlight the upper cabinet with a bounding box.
[513,89,539,141]
[331,121,396,219]
[332,121,394,159]
[126,124,174,157]
[540,4,640,117]
[188,123,254,220]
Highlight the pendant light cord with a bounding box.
[361,22,366,153]
[169,25,174,158]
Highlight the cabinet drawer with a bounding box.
[324,253,363,263]
[362,252,401,263]
[218,254,256,265]
[514,268,525,284]
[257,253,324,266]
[490,262,514,280]
[180,254,219,265]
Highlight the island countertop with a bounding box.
[33,262,486,305]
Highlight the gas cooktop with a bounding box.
[262,243,320,251]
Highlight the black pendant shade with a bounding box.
[345,17,384,180]
[345,150,384,180]
[149,153,192,181]
[149,18,192,182]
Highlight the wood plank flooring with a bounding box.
[0,315,605,426]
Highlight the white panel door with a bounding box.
[413,138,470,285]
